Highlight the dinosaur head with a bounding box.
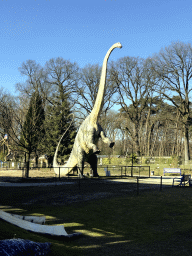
[114,42,122,49]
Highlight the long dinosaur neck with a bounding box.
[90,42,122,123]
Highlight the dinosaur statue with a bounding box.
[53,42,122,177]
[0,135,16,161]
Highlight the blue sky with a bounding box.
[1,0,192,95]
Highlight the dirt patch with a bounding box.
[0,168,56,180]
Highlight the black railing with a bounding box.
[0,164,151,180]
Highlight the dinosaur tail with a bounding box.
[53,114,75,176]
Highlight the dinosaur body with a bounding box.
[53,42,122,176]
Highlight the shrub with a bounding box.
[144,158,150,164]
[128,153,138,164]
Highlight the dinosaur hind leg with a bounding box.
[77,153,85,178]
[88,154,99,177]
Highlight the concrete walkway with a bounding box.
[109,176,181,186]
[0,176,183,187]
[0,181,75,187]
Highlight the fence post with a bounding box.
[160,176,162,191]
[121,167,122,178]
[137,177,139,196]
[149,166,150,177]
[78,168,81,190]
[59,167,60,181]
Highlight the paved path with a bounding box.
[0,176,180,187]
[110,176,179,186]
[0,181,75,187]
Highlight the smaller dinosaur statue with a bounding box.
[53,42,122,177]
[1,135,16,161]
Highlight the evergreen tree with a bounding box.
[42,89,76,165]
[20,90,45,177]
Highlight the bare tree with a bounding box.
[16,60,46,95]
[44,57,79,107]
[0,90,25,159]
[149,42,192,163]
[75,64,118,119]
[111,57,151,156]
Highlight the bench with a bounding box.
[172,174,191,187]
[163,168,181,176]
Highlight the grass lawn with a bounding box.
[0,180,192,255]
[0,165,151,179]
[0,161,191,178]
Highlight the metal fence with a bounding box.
[0,163,151,180]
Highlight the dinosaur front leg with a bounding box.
[82,140,99,154]
[100,130,115,148]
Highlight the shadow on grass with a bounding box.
[0,179,192,255]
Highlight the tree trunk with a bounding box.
[150,123,160,157]
[23,152,31,178]
[172,122,178,156]
[183,124,190,164]
[35,153,38,168]
[177,130,182,157]
[133,123,140,156]
[145,108,151,156]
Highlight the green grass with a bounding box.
[1,185,192,255]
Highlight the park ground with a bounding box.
[0,174,192,255]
